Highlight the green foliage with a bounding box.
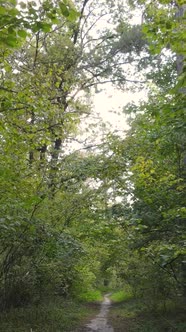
[77,290,103,303]
[97,0,186,315]
[0,0,185,329]
[109,296,186,332]
[110,289,133,303]
[0,297,99,331]
[0,0,79,49]
[0,0,21,48]
[0,0,148,318]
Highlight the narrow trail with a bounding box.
[85,294,114,332]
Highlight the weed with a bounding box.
[0,296,99,332]
[76,289,103,302]
[108,296,186,332]
[110,289,133,303]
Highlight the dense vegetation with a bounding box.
[0,0,185,331]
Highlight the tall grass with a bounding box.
[108,293,186,332]
[110,289,133,303]
[0,296,99,332]
[76,289,103,302]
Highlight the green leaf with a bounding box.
[17,29,27,38]
[0,6,6,15]
[59,2,69,17]
[6,36,17,47]
[8,27,16,36]
[68,8,79,22]
[51,17,59,24]
[30,1,37,6]
[9,8,19,16]
[19,1,27,9]
[40,23,51,33]
[8,0,17,4]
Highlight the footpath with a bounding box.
[85,294,114,332]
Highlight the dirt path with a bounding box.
[85,294,114,332]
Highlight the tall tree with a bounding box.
[106,0,186,300]
[0,0,149,308]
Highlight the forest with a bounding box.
[0,0,185,331]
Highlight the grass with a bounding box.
[110,289,133,303]
[0,295,100,332]
[108,295,186,332]
[77,289,103,302]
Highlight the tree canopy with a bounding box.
[0,0,185,328]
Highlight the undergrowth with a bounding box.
[0,296,99,332]
[76,289,103,302]
[108,294,186,332]
[110,289,132,303]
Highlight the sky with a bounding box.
[91,6,145,133]
[68,1,146,150]
[22,0,145,136]
[68,86,147,154]
[93,86,146,132]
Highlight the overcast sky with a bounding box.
[93,86,146,132]
[92,7,145,132]
[70,3,146,150]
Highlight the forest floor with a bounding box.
[0,297,100,332]
[0,295,185,332]
[107,297,186,332]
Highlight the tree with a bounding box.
[104,0,186,302]
[1,0,151,309]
